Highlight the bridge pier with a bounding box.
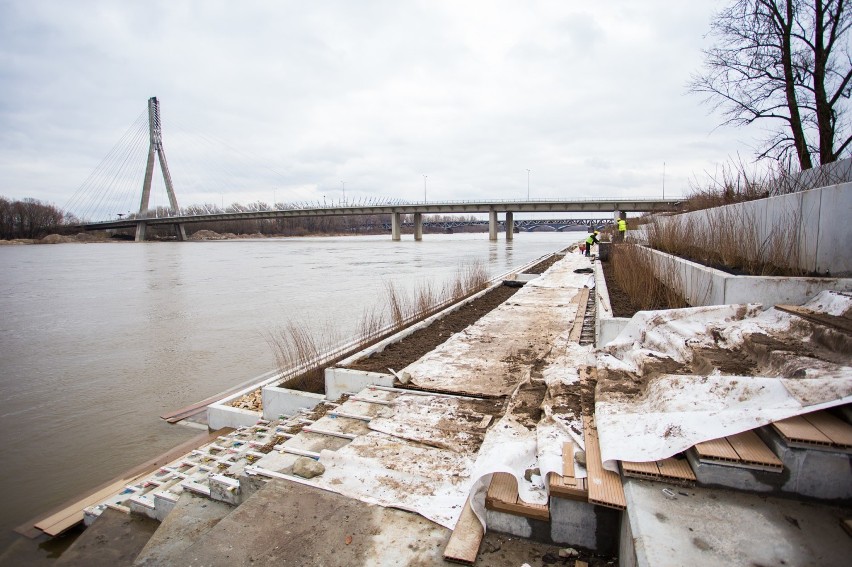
[175,223,187,241]
[489,210,498,241]
[413,213,422,241]
[135,221,147,242]
[391,212,401,241]
[506,211,514,241]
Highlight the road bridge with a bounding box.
[72,97,681,242]
[80,199,678,241]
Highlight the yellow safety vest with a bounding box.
[617,219,627,232]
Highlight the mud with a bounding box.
[522,254,561,274]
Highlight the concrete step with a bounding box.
[133,491,233,566]
[684,424,852,503]
[622,477,852,567]
[162,478,454,565]
[54,508,158,567]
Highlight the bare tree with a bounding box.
[690,0,852,169]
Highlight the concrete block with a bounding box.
[756,426,852,503]
[261,386,324,420]
[622,478,852,567]
[324,367,395,402]
[207,402,261,431]
[484,509,551,543]
[550,497,620,554]
[209,474,242,506]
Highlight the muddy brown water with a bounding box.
[0,231,582,561]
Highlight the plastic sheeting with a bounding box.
[595,291,852,472]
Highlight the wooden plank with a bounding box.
[773,415,833,446]
[477,415,493,429]
[656,457,697,482]
[621,460,660,477]
[563,441,576,478]
[569,288,590,342]
[694,437,740,462]
[804,411,852,449]
[22,428,229,538]
[775,304,852,334]
[486,473,550,521]
[582,416,626,510]
[548,472,588,501]
[841,518,852,539]
[575,561,590,567]
[726,430,783,470]
[443,497,484,565]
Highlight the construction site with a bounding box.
[18,180,852,566]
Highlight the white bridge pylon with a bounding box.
[135,97,187,242]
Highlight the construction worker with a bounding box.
[616,216,628,242]
[585,230,599,257]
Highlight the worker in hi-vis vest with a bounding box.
[616,217,627,242]
[585,230,599,257]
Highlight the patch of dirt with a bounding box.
[523,254,561,274]
[348,285,520,373]
[507,380,548,430]
[600,259,640,317]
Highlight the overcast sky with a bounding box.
[1,0,767,218]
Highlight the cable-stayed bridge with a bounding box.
[68,98,681,241]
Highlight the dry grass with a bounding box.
[683,155,848,213]
[268,259,492,393]
[646,204,805,276]
[611,244,689,310]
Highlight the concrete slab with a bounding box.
[53,508,158,567]
[622,478,852,567]
[134,492,233,566]
[158,478,576,566]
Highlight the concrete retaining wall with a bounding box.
[655,182,852,276]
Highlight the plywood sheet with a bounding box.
[443,498,483,565]
[583,416,626,510]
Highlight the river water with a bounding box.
[0,231,579,558]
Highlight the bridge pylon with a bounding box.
[136,97,187,242]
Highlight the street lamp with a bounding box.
[526,169,531,200]
[423,175,427,203]
[341,181,345,204]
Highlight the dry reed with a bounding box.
[267,259,492,394]
[611,244,689,311]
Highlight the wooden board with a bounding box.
[582,416,626,510]
[443,497,484,565]
[695,431,782,471]
[775,304,852,334]
[485,473,550,521]
[694,437,740,462]
[772,411,852,453]
[22,428,229,538]
[726,430,783,469]
[568,288,591,342]
[622,457,696,483]
[841,518,852,539]
[548,473,588,501]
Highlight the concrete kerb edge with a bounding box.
[594,258,629,347]
[207,370,286,430]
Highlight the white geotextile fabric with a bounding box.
[596,291,852,472]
